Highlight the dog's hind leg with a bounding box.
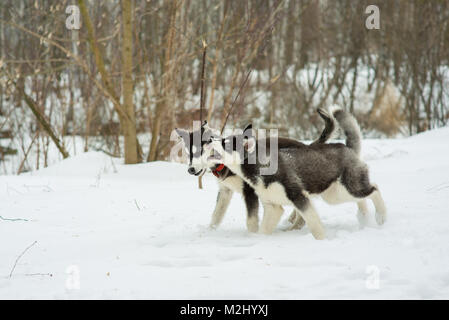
[341,163,387,226]
[209,186,233,229]
[260,203,284,235]
[243,182,259,233]
[369,184,387,225]
[289,192,326,240]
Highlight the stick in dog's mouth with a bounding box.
[194,169,205,176]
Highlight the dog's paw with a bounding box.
[208,224,218,230]
[279,220,295,231]
[375,212,386,225]
[292,217,306,230]
[246,216,259,233]
[247,224,259,233]
[312,231,326,240]
[259,225,275,235]
[283,211,305,231]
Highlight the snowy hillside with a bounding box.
[1,127,449,299]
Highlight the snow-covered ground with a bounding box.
[1,127,449,299]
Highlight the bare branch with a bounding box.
[9,241,38,278]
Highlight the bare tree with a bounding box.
[121,0,139,164]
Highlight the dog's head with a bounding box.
[204,124,256,169]
[175,121,221,176]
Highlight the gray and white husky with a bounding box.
[203,106,387,239]
[175,109,335,232]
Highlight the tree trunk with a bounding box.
[20,86,69,159]
[78,0,141,163]
[121,0,139,164]
[148,0,177,162]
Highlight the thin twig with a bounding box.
[0,216,29,222]
[198,169,206,189]
[24,273,53,277]
[17,132,39,175]
[426,181,449,192]
[198,40,208,190]
[22,184,53,192]
[199,40,208,123]
[94,148,121,158]
[9,241,38,278]
[6,184,24,195]
[134,199,141,211]
[221,69,253,134]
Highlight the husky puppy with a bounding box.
[175,109,335,232]
[204,106,387,239]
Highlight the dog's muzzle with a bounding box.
[188,167,204,176]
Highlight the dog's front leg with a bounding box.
[242,182,259,233]
[356,199,369,227]
[286,189,326,239]
[291,194,326,240]
[209,186,233,229]
[260,202,284,235]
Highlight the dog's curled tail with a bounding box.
[310,108,336,146]
[330,105,361,156]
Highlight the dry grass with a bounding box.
[367,81,406,137]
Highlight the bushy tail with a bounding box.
[331,105,362,156]
[310,108,336,145]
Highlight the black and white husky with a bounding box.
[175,109,335,232]
[204,106,387,239]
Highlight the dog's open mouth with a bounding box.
[193,169,205,176]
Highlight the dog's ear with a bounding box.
[175,128,190,145]
[201,121,221,140]
[243,123,254,136]
[243,136,256,153]
[175,128,187,138]
[202,120,211,132]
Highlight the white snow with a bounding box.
[1,128,449,299]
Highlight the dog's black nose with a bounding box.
[188,167,196,175]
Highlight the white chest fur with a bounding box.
[226,164,290,205]
[219,175,244,193]
[253,180,290,205]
